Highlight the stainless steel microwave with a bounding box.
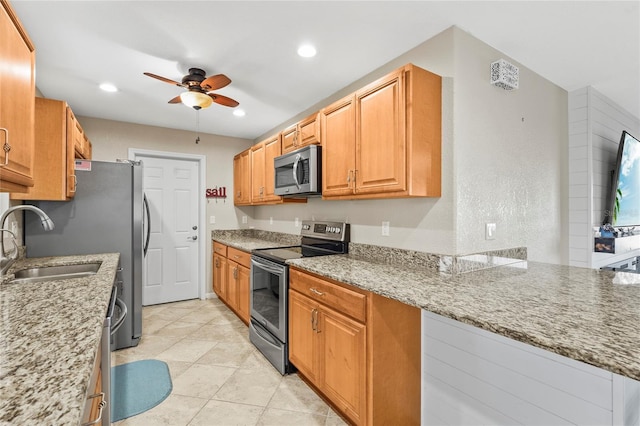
[274,145,321,196]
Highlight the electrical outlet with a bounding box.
[209,216,216,224]
[382,221,390,236]
[294,217,299,227]
[269,217,273,225]
[486,223,496,240]
[242,216,248,224]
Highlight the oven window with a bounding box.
[252,265,282,328]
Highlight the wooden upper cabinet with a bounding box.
[12,98,78,200]
[0,0,35,193]
[233,149,251,205]
[250,141,265,203]
[321,95,356,197]
[321,63,441,200]
[281,112,320,154]
[262,134,282,202]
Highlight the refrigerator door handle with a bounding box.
[143,194,151,257]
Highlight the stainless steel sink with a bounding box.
[10,262,101,284]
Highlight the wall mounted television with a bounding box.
[604,130,640,229]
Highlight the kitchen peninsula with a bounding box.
[214,230,640,425]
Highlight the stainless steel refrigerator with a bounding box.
[24,160,148,350]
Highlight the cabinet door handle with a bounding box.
[82,392,106,426]
[310,287,324,297]
[215,258,219,267]
[311,308,316,331]
[314,309,320,333]
[72,174,77,192]
[0,128,10,167]
[233,266,238,279]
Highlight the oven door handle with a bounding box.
[251,258,285,275]
[251,321,281,348]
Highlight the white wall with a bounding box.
[451,28,568,264]
[568,87,640,268]
[253,26,569,264]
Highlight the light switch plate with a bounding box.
[382,221,390,236]
[486,223,496,240]
[209,216,216,224]
[242,216,248,224]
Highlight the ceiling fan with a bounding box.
[143,68,239,110]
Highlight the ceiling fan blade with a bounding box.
[201,74,231,91]
[208,93,239,108]
[168,95,182,104]
[144,72,184,87]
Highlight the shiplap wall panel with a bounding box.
[421,311,621,425]
[568,86,640,267]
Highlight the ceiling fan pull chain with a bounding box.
[195,110,200,144]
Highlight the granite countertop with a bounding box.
[0,253,120,424]
[212,231,640,381]
[212,229,301,252]
[288,254,640,382]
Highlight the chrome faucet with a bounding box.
[0,205,55,277]
[0,228,18,277]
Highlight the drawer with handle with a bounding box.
[227,246,251,268]
[290,268,366,323]
[213,241,228,257]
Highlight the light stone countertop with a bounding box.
[0,253,120,425]
[287,254,640,382]
[211,231,640,382]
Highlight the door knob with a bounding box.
[187,235,198,241]
[192,225,198,230]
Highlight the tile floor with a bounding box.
[112,298,347,426]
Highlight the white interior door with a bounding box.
[140,155,200,305]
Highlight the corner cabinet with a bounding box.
[12,98,92,201]
[233,149,251,205]
[0,0,35,193]
[250,134,283,204]
[321,64,441,200]
[289,267,421,426]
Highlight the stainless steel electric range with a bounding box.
[249,220,350,374]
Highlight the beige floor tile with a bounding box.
[157,338,217,363]
[196,341,254,368]
[240,349,279,371]
[111,334,183,366]
[150,306,197,322]
[143,316,172,334]
[172,363,236,399]
[268,374,330,415]
[189,399,265,426]
[163,359,192,381]
[119,393,207,426]
[257,408,327,426]
[190,322,248,343]
[118,300,334,424]
[325,410,349,426]
[213,367,283,406]
[153,320,204,337]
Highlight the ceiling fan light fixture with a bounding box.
[180,91,213,109]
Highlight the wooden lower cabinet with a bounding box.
[212,242,250,325]
[289,267,420,426]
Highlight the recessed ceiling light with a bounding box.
[297,44,317,58]
[99,82,118,93]
[233,109,246,117]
